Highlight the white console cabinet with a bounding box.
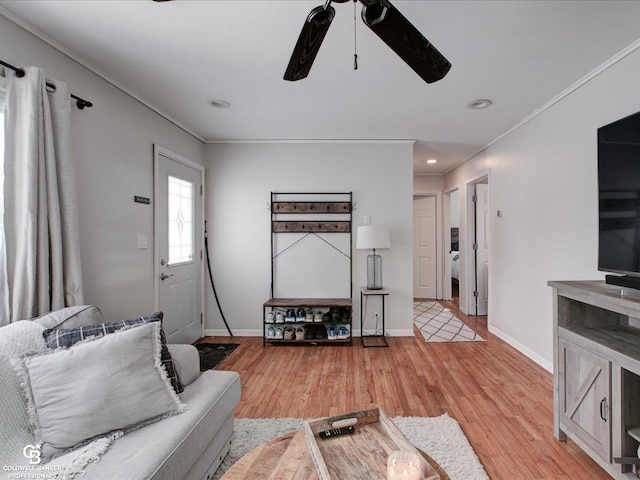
[550,281,640,478]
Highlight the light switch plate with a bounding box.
[137,235,148,249]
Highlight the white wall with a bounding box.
[444,46,640,371]
[449,190,459,229]
[205,142,414,336]
[0,15,205,321]
[413,174,443,193]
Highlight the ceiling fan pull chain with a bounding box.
[353,0,358,70]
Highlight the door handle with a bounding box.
[160,273,174,281]
[600,397,607,422]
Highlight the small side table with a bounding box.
[360,287,389,347]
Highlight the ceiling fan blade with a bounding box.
[360,0,451,84]
[284,5,336,81]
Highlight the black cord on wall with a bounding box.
[204,221,233,336]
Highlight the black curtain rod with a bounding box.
[0,59,93,110]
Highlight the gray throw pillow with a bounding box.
[15,322,187,459]
[32,305,104,329]
[42,312,184,394]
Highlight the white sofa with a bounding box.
[0,306,241,480]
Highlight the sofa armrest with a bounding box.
[167,344,200,387]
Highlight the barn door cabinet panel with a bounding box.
[550,280,640,479]
[558,337,611,461]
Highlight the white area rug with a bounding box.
[213,414,489,480]
[414,301,484,342]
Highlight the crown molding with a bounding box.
[206,139,416,144]
[444,38,640,176]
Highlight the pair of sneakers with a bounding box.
[265,312,286,324]
[327,324,350,340]
[284,326,308,340]
[266,326,284,340]
[286,326,307,340]
[266,325,307,341]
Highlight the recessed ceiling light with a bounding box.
[210,99,231,109]
[467,99,492,109]
[426,159,438,164]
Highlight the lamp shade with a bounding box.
[356,225,391,250]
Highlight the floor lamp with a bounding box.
[356,225,391,290]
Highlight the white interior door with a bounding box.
[154,146,203,344]
[413,196,437,299]
[475,183,490,315]
[443,193,452,301]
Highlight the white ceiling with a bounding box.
[1,0,640,174]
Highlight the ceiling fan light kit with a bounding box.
[284,0,451,84]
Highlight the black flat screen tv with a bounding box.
[598,110,640,289]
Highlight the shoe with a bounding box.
[265,312,275,323]
[322,312,331,322]
[341,309,350,321]
[327,324,337,340]
[285,309,296,323]
[266,326,275,339]
[274,327,284,340]
[296,308,306,322]
[275,312,285,323]
[284,326,295,340]
[306,312,314,322]
[316,324,327,339]
[295,326,306,340]
[314,311,323,323]
[337,325,350,340]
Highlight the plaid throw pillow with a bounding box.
[42,312,184,394]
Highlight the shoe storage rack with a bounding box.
[263,192,353,346]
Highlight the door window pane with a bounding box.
[168,175,194,265]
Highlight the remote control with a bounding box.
[319,425,355,439]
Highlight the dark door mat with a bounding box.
[195,343,239,371]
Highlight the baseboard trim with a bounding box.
[386,329,415,337]
[488,325,553,373]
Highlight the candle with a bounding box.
[387,451,422,480]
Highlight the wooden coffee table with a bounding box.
[221,429,450,480]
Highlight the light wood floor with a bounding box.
[206,300,610,479]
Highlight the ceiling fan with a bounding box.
[151,0,450,84]
[284,0,451,84]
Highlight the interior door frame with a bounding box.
[442,188,457,301]
[464,172,490,316]
[153,144,206,339]
[413,190,442,300]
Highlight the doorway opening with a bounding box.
[466,175,489,316]
[413,195,438,300]
[447,190,460,308]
